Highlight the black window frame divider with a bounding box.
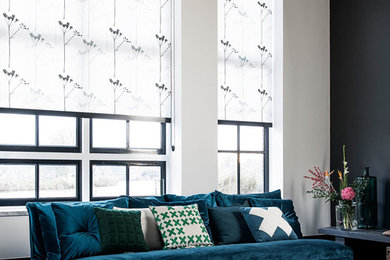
[218,119,272,194]
[0,159,82,206]
[89,160,166,201]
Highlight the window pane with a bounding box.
[240,126,264,151]
[218,125,237,150]
[39,165,77,198]
[0,164,35,198]
[92,119,127,148]
[0,114,35,145]
[130,166,161,196]
[218,153,237,194]
[39,116,77,147]
[129,122,161,149]
[92,165,126,197]
[240,154,264,194]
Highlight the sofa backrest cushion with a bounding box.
[113,207,164,250]
[51,202,115,260]
[215,189,282,207]
[26,202,51,260]
[248,198,303,238]
[94,207,148,254]
[208,206,255,245]
[164,192,217,208]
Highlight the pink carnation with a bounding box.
[341,187,355,201]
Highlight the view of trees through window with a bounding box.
[0,113,167,205]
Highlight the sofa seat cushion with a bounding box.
[78,239,353,260]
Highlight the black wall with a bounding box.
[331,0,390,228]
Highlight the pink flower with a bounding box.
[341,187,355,201]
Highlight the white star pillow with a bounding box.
[240,207,298,242]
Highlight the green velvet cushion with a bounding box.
[94,207,148,254]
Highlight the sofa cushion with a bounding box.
[51,202,113,260]
[240,207,298,242]
[94,207,148,254]
[26,197,129,260]
[113,207,163,250]
[164,192,217,208]
[208,206,254,245]
[26,203,51,260]
[248,198,303,238]
[79,239,353,260]
[150,204,213,249]
[215,189,281,207]
[127,197,213,241]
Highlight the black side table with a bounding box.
[318,227,390,260]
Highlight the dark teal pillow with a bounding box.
[51,202,113,260]
[215,189,281,207]
[240,207,298,242]
[94,208,148,254]
[37,204,61,260]
[164,192,217,208]
[248,198,303,238]
[26,203,50,260]
[208,207,255,245]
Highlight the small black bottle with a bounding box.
[357,167,378,229]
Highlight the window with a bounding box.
[218,120,271,194]
[0,160,80,206]
[217,0,274,194]
[0,112,169,206]
[91,119,166,154]
[90,161,165,200]
[0,0,173,206]
[0,113,80,152]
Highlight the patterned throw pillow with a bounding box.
[240,207,298,242]
[149,204,213,249]
[94,207,148,254]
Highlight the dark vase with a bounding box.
[357,167,378,229]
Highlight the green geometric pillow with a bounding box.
[94,207,148,254]
[149,204,213,249]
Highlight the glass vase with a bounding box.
[335,201,358,230]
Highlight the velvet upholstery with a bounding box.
[215,190,282,207]
[79,239,353,260]
[208,206,254,245]
[248,198,303,238]
[52,202,115,260]
[164,192,217,208]
[27,197,129,260]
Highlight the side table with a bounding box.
[318,227,390,260]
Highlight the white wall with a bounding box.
[171,0,218,195]
[282,0,331,235]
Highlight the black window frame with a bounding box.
[0,111,82,153]
[218,120,272,194]
[89,160,166,201]
[0,159,82,206]
[90,119,167,155]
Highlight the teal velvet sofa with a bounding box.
[26,191,353,260]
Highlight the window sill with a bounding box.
[0,206,28,217]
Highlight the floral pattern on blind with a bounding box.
[218,0,273,122]
[0,0,172,117]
